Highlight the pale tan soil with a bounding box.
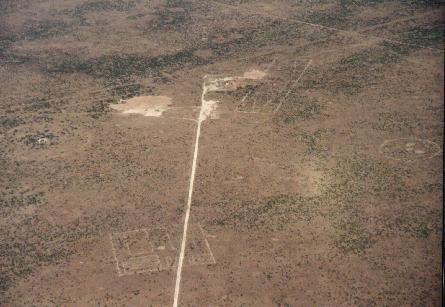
[0,1,443,306]
[110,95,172,117]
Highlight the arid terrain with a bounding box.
[0,0,443,306]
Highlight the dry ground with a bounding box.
[0,0,443,306]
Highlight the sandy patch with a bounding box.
[243,69,267,80]
[299,165,324,197]
[193,49,213,59]
[203,69,267,93]
[109,96,172,117]
[199,69,268,118]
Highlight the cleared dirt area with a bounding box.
[0,0,443,306]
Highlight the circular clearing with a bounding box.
[379,138,441,161]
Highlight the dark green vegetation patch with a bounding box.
[68,0,139,17]
[0,116,23,130]
[87,98,115,119]
[321,154,439,254]
[148,7,190,30]
[402,23,444,48]
[108,83,143,99]
[281,97,327,124]
[0,191,45,212]
[46,51,208,81]
[0,207,125,293]
[22,20,71,41]
[304,42,414,96]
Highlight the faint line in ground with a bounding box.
[236,58,276,112]
[274,59,312,114]
[207,0,443,52]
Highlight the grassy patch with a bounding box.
[402,24,444,48]
[401,0,445,7]
[0,207,125,293]
[209,194,320,231]
[340,42,411,68]
[165,0,186,7]
[1,51,33,65]
[322,155,411,202]
[29,19,322,81]
[0,191,45,212]
[108,83,143,99]
[22,98,52,112]
[381,205,437,239]
[86,83,150,119]
[0,0,32,15]
[22,20,70,41]
[306,10,349,27]
[315,153,441,254]
[282,98,326,123]
[68,0,138,17]
[371,111,419,132]
[295,128,330,162]
[148,7,190,31]
[306,2,353,27]
[318,42,412,96]
[206,20,307,57]
[87,98,114,119]
[211,0,256,4]
[47,51,207,81]
[335,221,376,254]
[0,34,17,55]
[21,132,56,148]
[0,116,23,130]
